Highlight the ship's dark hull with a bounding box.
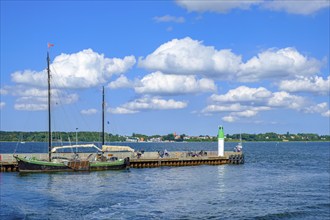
[15,156,72,172]
[14,156,129,173]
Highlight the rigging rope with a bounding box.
[49,59,105,145]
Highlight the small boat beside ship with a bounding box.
[14,51,129,172]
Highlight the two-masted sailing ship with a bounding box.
[14,51,130,172]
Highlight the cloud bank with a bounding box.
[9,49,136,111]
[176,0,330,15]
[108,96,188,114]
[153,15,185,23]
[12,87,78,111]
[278,76,330,95]
[203,86,329,122]
[139,37,322,82]
[12,49,136,89]
[109,71,216,95]
[135,72,216,95]
[7,40,328,120]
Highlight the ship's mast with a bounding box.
[102,86,105,146]
[47,52,52,162]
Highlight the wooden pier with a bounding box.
[0,151,244,172]
[130,151,244,168]
[0,162,18,172]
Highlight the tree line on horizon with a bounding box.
[0,131,329,142]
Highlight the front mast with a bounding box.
[47,52,52,162]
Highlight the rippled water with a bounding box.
[1,142,329,219]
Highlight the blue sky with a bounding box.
[1,0,329,136]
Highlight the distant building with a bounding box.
[148,137,162,142]
[126,137,139,142]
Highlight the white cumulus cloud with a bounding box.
[278,76,330,95]
[207,86,308,111]
[203,86,310,122]
[210,86,272,103]
[238,47,321,82]
[139,37,322,82]
[322,110,330,117]
[108,107,138,114]
[135,71,216,95]
[12,88,48,97]
[11,70,45,88]
[0,102,5,109]
[267,91,307,110]
[153,15,185,23]
[304,102,329,117]
[14,103,47,111]
[202,103,243,113]
[176,0,329,15]
[222,115,237,122]
[108,71,217,95]
[234,109,259,117]
[204,103,271,123]
[12,87,78,111]
[109,96,188,114]
[262,0,330,15]
[139,37,224,76]
[11,49,136,89]
[176,0,260,13]
[108,75,134,89]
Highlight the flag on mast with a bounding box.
[48,43,54,48]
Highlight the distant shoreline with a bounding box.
[1,131,329,142]
[1,140,329,143]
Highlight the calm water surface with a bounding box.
[1,142,329,219]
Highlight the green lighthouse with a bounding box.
[218,126,224,156]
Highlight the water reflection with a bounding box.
[216,165,228,194]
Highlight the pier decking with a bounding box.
[129,151,244,168]
[0,151,244,172]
